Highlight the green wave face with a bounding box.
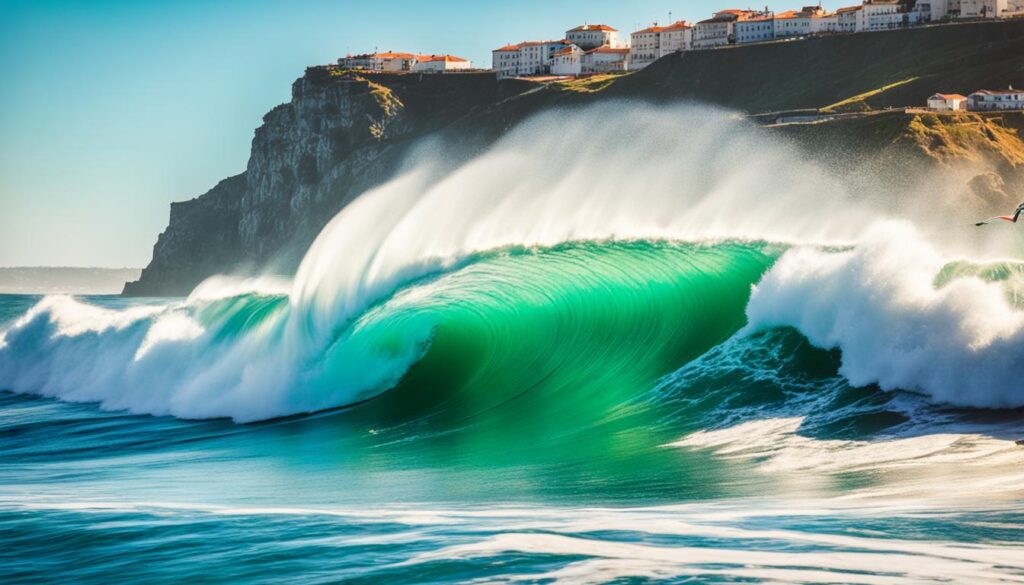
[300,241,780,494]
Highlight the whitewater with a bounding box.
[2,103,1023,583]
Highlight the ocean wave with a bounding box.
[746,221,1024,409]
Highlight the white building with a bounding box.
[959,0,1008,17]
[629,21,692,70]
[836,5,864,31]
[581,47,631,73]
[857,0,916,31]
[734,13,775,44]
[338,52,417,72]
[412,54,473,73]
[492,44,521,79]
[566,24,626,50]
[660,21,694,53]
[927,93,967,110]
[968,88,1024,110]
[812,11,840,32]
[774,6,826,38]
[551,45,584,76]
[693,10,749,48]
[491,40,572,79]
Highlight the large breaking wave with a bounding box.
[1,102,1023,424]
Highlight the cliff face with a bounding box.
[123,173,246,297]
[124,20,1024,296]
[125,70,513,295]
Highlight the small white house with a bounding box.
[492,44,522,79]
[927,93,967,111]
[551,45,583,76]
[968,88,1024,111]
[566,24,625,50]
[412,54,473,73]
[581,47,630,74]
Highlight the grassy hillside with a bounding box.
[604,20,1024,113]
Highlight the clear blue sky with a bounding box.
[0,0,812,267]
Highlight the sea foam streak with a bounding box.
[0,103,1020,420]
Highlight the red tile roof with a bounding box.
[663,20,692,30]
[416,54,468,63]
[568,24,618,32]
[636,20,692,33]
[931,93,967,100]
[586,47,630,54]
[373,52,416,59]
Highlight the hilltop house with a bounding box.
[581,46,631,73]
[551,45,584,76]
[927,93,967,110]
[338,52,417,72]
[412,55,473,73]
[775,6,827,37]
[734,13,775,43]
[629,21,692,70]
[693,9,756,48]
[492,40,572,79]
[968,88,1024,110]
[836,5,864,30]
[566,24,627,50]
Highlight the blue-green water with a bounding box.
[1,241,1023,583]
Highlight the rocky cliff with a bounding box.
[124,19,1024,296]
[124,69,523,296]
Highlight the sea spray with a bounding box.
[0,103,1020,421]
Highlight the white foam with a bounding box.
[746,221,1024,408]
